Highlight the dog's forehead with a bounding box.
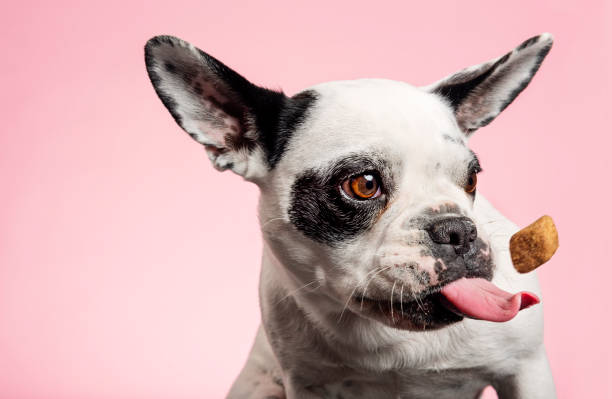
[283,79,467,169]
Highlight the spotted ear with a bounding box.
[144,35,289,178]
[424,33,553,135]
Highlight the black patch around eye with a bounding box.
[288,154,394,245]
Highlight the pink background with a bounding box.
[1,1,610,398]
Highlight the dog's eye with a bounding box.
[465,172,478,193]
[341,173,382,200]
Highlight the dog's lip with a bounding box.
[356,292,438,304]
[353,289,444,312]
[354,286,444,307]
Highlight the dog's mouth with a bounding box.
[354,277,540,331]
[356,290,462,330]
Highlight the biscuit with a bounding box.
[510,215,559,273]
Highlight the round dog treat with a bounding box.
[510,215,559,273]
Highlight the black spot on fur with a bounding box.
[288,154,394,245]
[164,62,176,73]
[181,70,196,85]
[434,261,444,274]
[193,82,203,95]
[265,90,317,168]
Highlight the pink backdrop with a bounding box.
[1,1,610,398]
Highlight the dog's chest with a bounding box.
[303,367,491,399]
[264,297,497,399]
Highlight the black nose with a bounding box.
[427,217,477,255]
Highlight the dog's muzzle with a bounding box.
[352,210,540,331]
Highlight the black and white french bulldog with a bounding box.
[144,33,556,399]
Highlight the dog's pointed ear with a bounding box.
[424,33,553,135]
[144,35,289,179]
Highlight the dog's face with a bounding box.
[145,34,552,331]
[270,81,492,330]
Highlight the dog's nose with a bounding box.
[426,217,477,255]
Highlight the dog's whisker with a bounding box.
[358,266,388,311]
[260,217,286,231]
[337,265,385,323]
[390,280,397,321]
[338,283,361,324]
[273,279,322,306]
[411,289,426,314]
[400,283,405,316]
[360,266,393,311]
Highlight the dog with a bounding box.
[144,33,556,399]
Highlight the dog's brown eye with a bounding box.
[342,173,381,200]
[465,172,478,193]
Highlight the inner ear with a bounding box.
[145,36,318,177]
[424,33,553,135]
[145,36,260,151]
[143,36,285,178]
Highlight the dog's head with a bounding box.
[145,34,552,331]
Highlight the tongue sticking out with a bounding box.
[440,278,539,322]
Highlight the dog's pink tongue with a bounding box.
[440,278,539,322]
